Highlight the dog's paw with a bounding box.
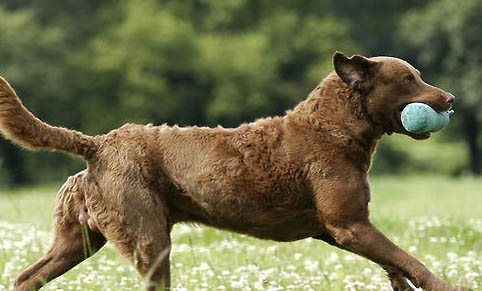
[389,273,414,291]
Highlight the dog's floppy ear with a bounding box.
[333,52,378,89]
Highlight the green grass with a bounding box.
[0,177,481,290]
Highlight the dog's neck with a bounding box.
[288,73,385,170]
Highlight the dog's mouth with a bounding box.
[394,101,453,139]
[393,101,444,140]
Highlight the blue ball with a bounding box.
[401,103,453,133]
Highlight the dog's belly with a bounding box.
[212,207,326,242]
[169,188,325,242]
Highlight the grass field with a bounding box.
[0,176,480,290]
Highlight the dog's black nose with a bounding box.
[445,93,455,104]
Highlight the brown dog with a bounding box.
[0,52,468,291]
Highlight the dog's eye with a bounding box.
[404,75,415,85]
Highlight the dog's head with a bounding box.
[333,52,454,140]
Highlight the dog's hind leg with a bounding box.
[14,221,105,291]
[135,228,172,291]
[129,220,172,291]
[14,173,106,291]
[93,188,172,291]
[105,218,172,291]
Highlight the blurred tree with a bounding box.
[398,0,482,175]
[73,0,205,132]
[2,0,110,44]
[0,0,359,184]
[0,5,88,185]
[327,0,434,56]
[77,0,358,129]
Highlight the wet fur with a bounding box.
[0,52,467,291]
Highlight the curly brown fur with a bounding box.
[2,52,468,291]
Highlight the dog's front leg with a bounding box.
[313,233,413,291]
[327,221,468,291]
[313,177,469,291]
[325,221,467,291]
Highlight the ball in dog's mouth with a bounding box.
[395,108,431,140]
[400,102,453,138]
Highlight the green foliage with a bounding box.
[398,0,482,174]
[0,0,481,184]
[0,5,84,184]
[371,134,468,176]
[327,0,435,55]
[0,0,358,184]
[82,0,202,128]
[78,0,357,129]
[0,6,67,114]
[399,0,482,111]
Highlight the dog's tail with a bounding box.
[0,76,96,159]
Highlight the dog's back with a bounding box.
[83,117,322,241]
